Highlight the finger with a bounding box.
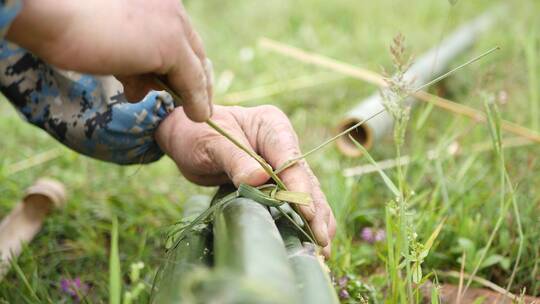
[303,162,334,238]
[203,58,214,103]
[245,106,331,243]
[206,125,269,187]
[116,75,157,102]
[277,164,316,221]
[180,171,230,187]
[166,38,211,122]
[328,212,337,240]
[322,243,331,259]
[177,4,214,116]
[310,214,329,247]
[248,106,316,218]
[177,4,206,62]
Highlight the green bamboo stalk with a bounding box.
[153,195,213,303]
[213,192,300,303]
[276,217,339,304]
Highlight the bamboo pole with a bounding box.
[213,195,300,303]
[276,217,339,304]
[259,15,540,157]
[152,195,213,303]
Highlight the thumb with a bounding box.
[166,39,212,122]
[209,134,269,187]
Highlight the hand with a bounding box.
[155,105,337,257]
[7,0,212,122]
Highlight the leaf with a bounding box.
[431,284,440,304]
[457,237,476,253]
[412,262,423,284]
[348,135,400,197]
[274,190,312,205]
[480,254,510,270]
[448,0,458,6]
[11,261,41,303]
[419,219,446,260]
[109,216,121,304]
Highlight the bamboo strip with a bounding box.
[5,148,62,176]
[259,38,540,147]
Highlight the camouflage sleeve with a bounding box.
[0,40,176,164]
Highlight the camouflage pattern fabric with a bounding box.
[0,0,175,164]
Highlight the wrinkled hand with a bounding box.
[7,0,212,122]
[155,105,337,257]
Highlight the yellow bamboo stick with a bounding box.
[259,37,540,144]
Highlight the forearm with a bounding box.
[1,0,212,122]
[0,41,175,164]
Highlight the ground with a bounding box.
[0,0,539,303]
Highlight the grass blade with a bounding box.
[348,135,400,197]
[109,216,121,304]
[11,261,41,303]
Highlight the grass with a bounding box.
[0,0,539,302]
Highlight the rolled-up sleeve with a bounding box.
[0,0,176,165]
[0,40,175,164]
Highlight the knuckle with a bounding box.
[257,104,285,117]
[190,134,220,170]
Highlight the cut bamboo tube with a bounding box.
[259,8,540,157]
[337,9,497,156]
[277,217,339,304]
[213,196,300,303]
[153,195,213,303]
[0,178,66,279]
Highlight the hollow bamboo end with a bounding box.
[335,118,374,157]
[23,178,67,210]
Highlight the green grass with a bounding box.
[1,0,539,302]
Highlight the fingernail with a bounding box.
[233,168,264,186]
[204,58,214,117]
[316,224,329,247]
[322,245,331,259]
[322,224,329,240]
[248,168,267,181]
[204,58,214,87]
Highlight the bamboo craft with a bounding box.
[335,8,499,156]
[154,186,339,303]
